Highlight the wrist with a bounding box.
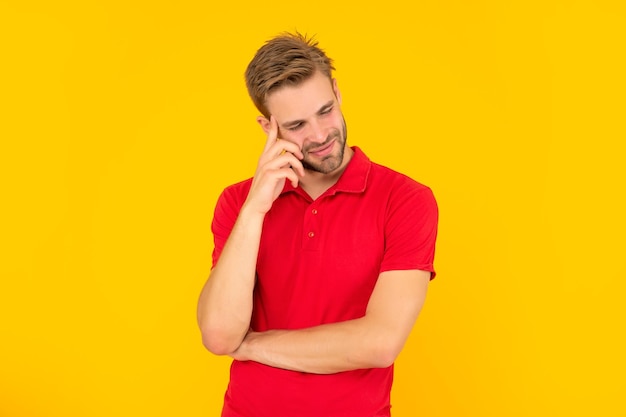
[240,200,270,219]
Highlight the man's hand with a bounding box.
[244,116,305,215]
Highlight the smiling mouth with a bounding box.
[308,138,336,155]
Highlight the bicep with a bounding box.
[365,269,430,352]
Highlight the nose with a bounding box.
[308,119,326,143]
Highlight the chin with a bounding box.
[304,148,345,174]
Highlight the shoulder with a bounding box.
[213,178,253,219]
[219,177,253,203]
[368,161,435,203]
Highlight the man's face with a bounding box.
[264,71,347,174]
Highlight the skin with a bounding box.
[197,70,430,374]
[257,71,352,200]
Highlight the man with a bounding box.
[197,32,438,417]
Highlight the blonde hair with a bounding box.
[245,32,335,117]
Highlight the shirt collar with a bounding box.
[281,146,371,196]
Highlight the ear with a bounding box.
[332,78,342,105]
[257,115,271,134]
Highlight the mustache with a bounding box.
[304,132,340,153]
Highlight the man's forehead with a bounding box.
[265,73,336,117]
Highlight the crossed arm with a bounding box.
[229,269,430,374]
[197,206,430,375]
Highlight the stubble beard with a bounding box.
[301,118,348,174]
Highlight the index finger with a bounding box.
[262,115,279,152]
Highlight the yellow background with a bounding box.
[1,0,624,416]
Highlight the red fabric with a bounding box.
[211,147,438,417]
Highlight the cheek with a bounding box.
[328,111,344,127]
[328,115,344,134]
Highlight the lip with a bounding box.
[309,139,335,157]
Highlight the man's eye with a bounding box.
[288,123,303,131]
[321,107,333,115]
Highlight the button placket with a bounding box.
[302,202,321,250]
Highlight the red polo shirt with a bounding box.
[211,147,438,417]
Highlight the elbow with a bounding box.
[197,311,244,355]
[199,327,241,356]
[368,340,404,369]
[370,350,398,369]
[201,337,233,356]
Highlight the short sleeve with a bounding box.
[211,184,247,268]
[379,181,439,279]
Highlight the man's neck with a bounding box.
[299,146,354,200]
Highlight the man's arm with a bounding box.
[196,205,263,355]
[230,269,430,374]
[197,117,304,355]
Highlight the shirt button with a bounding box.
[312,209,318,215]
[308,231,315,238]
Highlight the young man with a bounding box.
[197,32,438,417]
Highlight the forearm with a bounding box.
[197,204,265,355]
[232,317,399,374]
[232,270,430,374]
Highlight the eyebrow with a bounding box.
[282,100,335,129]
